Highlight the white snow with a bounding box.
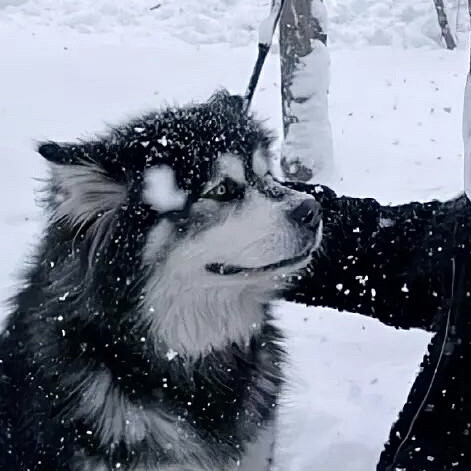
[312,0,329,35]
[258,0,283,47]
[0,0,467,470]
[281,38,334,181]
[165,349,179,361]
[273,304,430,471]
[328,0,467,49]
[144,165,188,213]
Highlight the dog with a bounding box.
[0,91,322,470]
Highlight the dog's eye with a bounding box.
[202,178,244,202]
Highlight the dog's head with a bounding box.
[39,91,321,357]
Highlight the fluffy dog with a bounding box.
[0,92,322,470]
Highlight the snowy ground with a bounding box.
[0,1,468,470]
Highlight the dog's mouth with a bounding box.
[205,242,316,276]
[206,219,322,276]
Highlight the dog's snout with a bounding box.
[288,199,321,228]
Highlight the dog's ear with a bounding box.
[39,141,127,234]
[37,141,88,166]
[38,142,68,163]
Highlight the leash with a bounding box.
[244,0,286,112]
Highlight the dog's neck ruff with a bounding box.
[142,279,270,359]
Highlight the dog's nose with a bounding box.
[288,199,321,228]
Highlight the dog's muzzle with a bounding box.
[206,198,322,276]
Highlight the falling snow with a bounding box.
[0,0,467,470]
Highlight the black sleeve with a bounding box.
[282,183,470,331]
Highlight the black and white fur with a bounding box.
[0,92,322,470]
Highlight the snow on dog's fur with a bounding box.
[0,91,322,470]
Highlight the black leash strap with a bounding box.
[244,0,286,112]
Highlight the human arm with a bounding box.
[283,183,470,331]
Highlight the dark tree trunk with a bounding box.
[433,0,457,50]
[279,0,333,182]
